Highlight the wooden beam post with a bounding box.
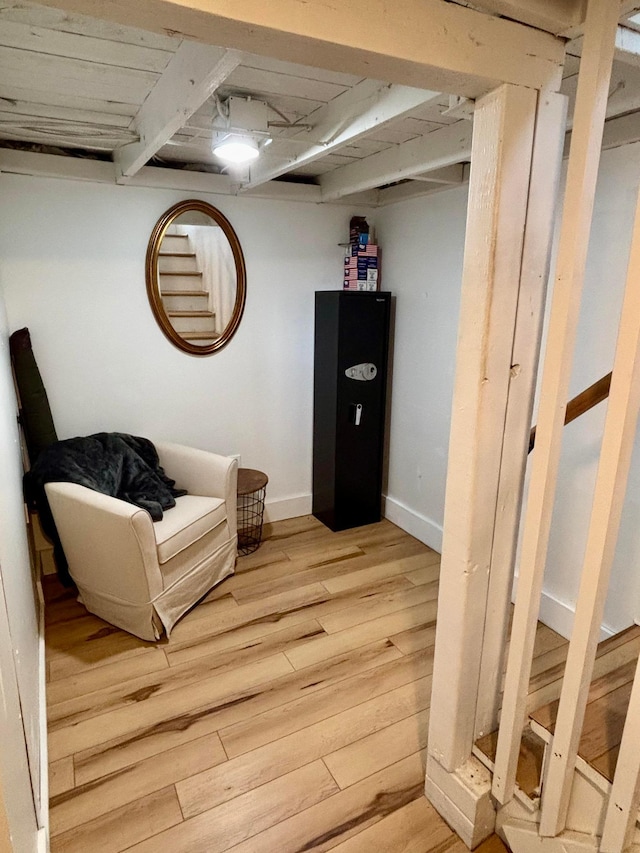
[538,129,640,837]
[0,772,11,853]
[474,90,568,739]
[426,82,537,780]
[600,653,640,852]
[491,0,621,807]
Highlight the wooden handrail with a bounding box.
[529,372,612,453]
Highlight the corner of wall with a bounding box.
[383,495,443,552]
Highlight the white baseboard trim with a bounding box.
[264,494,312,524]
[382,495,443,553]
[36,579,48,850]
[37,827,48,853]
[513,578,615,641]
[252,494,623,642]
[536,589,577,641]
[262,494,445,549]
[262,491,444,551]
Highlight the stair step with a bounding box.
[529,624,640,785]
[182,331,221,341]
[160,234,190,252]
[168,311,214,318]
[159,272,204,291]
[162,291,209,311]
[168,309,217,333]
[474,726,544,807]
[158,252,199,274]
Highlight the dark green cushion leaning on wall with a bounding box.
[9,327,58,465]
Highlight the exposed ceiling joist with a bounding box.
[567,25,640,68]
[320,120,473,202]
[0,147,116,183]
[561,56,640,127]
[114,42,242,180]
[376,178,468,207]
[32,0,565,99]
[563,109,640,156]
[613,25,640,66]
[622,2,640,17]
[410,164,467,184]
[242,82,442,190]
[0,147,380,205]
[562,3,640,40]
[454,0,583,35]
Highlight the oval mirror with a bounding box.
[146,199,246,355]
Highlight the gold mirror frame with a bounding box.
[145,199,247,356]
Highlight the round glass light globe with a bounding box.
[213,139,260,164]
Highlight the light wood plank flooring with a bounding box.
[45,516,513,853]
[529,624,640,783]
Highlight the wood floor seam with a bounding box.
[44,516,511,853]
[319,756,342,790]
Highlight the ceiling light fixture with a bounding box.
[213,134,260,165]
[211,97,270,166]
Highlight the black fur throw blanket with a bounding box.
[24,433,187,586]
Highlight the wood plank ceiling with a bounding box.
[2,1,640,204]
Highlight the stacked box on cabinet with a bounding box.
[344,243,380,291]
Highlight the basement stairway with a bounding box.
[469,371,640,844]
[159,229,219,345]
[474,624,640,838]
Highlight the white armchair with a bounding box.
[45,442,238,641]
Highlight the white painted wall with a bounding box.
[0,284,41,852]
[0,175,361,522]
[4,143,640,641]
[529,141,640,637]
[376,143,640,638]
[376,186,468,553]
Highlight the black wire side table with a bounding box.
[236,468,269,556]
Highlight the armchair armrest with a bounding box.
[44,482,162,602]
[156,442,238,537]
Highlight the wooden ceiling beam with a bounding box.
[114,41,241,179]
[32,0,565,99]
[242,82,442,190]
[410,164,467,184]
[375,180,461,206]
[320,121,473,201]
[622,2,640,17]
[452,0,585,36]
[0,147,380,205]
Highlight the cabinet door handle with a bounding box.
[355,403,363,426]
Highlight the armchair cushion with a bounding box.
[154,495,226,564]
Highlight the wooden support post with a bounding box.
[491,0,620,807]
[600,654,640,852]
[474,91,568,739]
[427,83,537,786]
[0,773,11,853]
[538,138,640,837]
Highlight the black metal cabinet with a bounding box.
[312,291,391,531]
